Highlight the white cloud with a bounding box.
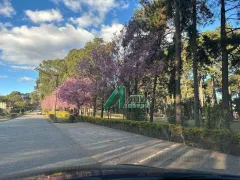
[99,23,124,42]
[63,0,81,12]
[0,23,94,66]
[18,76,35,82]
[0,75,7,78]
[25,9,63,23]
[85,0,118,15]
[52,0,81,12]
[70,13,102,28]
[57,0,118,13]
[0,22,12,29]
[62,0,125,27]
[121,2,129,9]
[10,65,36,70]
[0,0,15,17]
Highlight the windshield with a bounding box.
[0,0,240,178]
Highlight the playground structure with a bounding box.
[104,86,151,121]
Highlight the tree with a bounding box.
[221,0,230,128]
[58,78,93,115]
[191,0,201,126]
[29,91,39,106]
[14,101,25,108]
[119,17,155,95]
[65,49,86,78]
[37,59,67,100]
[182,0,213,126]
[6,91,22,107]
[174,0,182,124]
[198,25,240,126]
[119,4,169,122]
[78,38,117,117]
[219,0,240,127]
[0,95,7,102]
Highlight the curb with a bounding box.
[43,115,78,146]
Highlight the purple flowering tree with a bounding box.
[78,38,117,117]
[114,8,170,122]
[58,78,93,115]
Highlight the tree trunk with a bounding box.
[192,0,200,127]
[76,105,80,116]
[221,0,230,129]
[211,77,218,105]
[107,109,110,119]
[101,98,104,118]
[134,66,139,95]
[229,88,233,121]
[171,94,174,104]
[199,78,204,108]
[134,78,138,95]
[150,73,158,123]
[125,84,130,100]
[175,0,182,125]
[93,95,97,117]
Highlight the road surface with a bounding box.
[1,112,240,178]
[0,112,97,177]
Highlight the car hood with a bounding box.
[1,164,240,180]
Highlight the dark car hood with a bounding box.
[1,164,239,180]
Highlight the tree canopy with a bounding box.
[37,0,240,130]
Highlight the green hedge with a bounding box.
[77,116,240,156]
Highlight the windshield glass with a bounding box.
[0,0,240,178]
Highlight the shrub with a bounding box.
[10,113,18,118]
[57,111,70,118]
[202,105,225,129]
[168,116,176,124]
[77,115,240,156]
[69,115,75,123]
[48,111,70,118]
[49,114,57,122]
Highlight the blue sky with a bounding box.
[0,0,236,95]
[0,0,137,95]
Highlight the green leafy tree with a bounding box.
[29,91,39,106]
[6,91,22,107]
[37,59,67,99]
[219,0,240,127]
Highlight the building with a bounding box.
[0,102,7,110]
[20,93,30,101]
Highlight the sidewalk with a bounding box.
[55,122,240,176]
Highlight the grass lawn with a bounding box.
[95,111,125,119]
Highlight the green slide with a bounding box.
[104,86,125,109]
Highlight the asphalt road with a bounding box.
[0,112,97,178]
[1,112,240,178]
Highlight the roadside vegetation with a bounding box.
[0,91,38,120]
[38,1,240,154]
